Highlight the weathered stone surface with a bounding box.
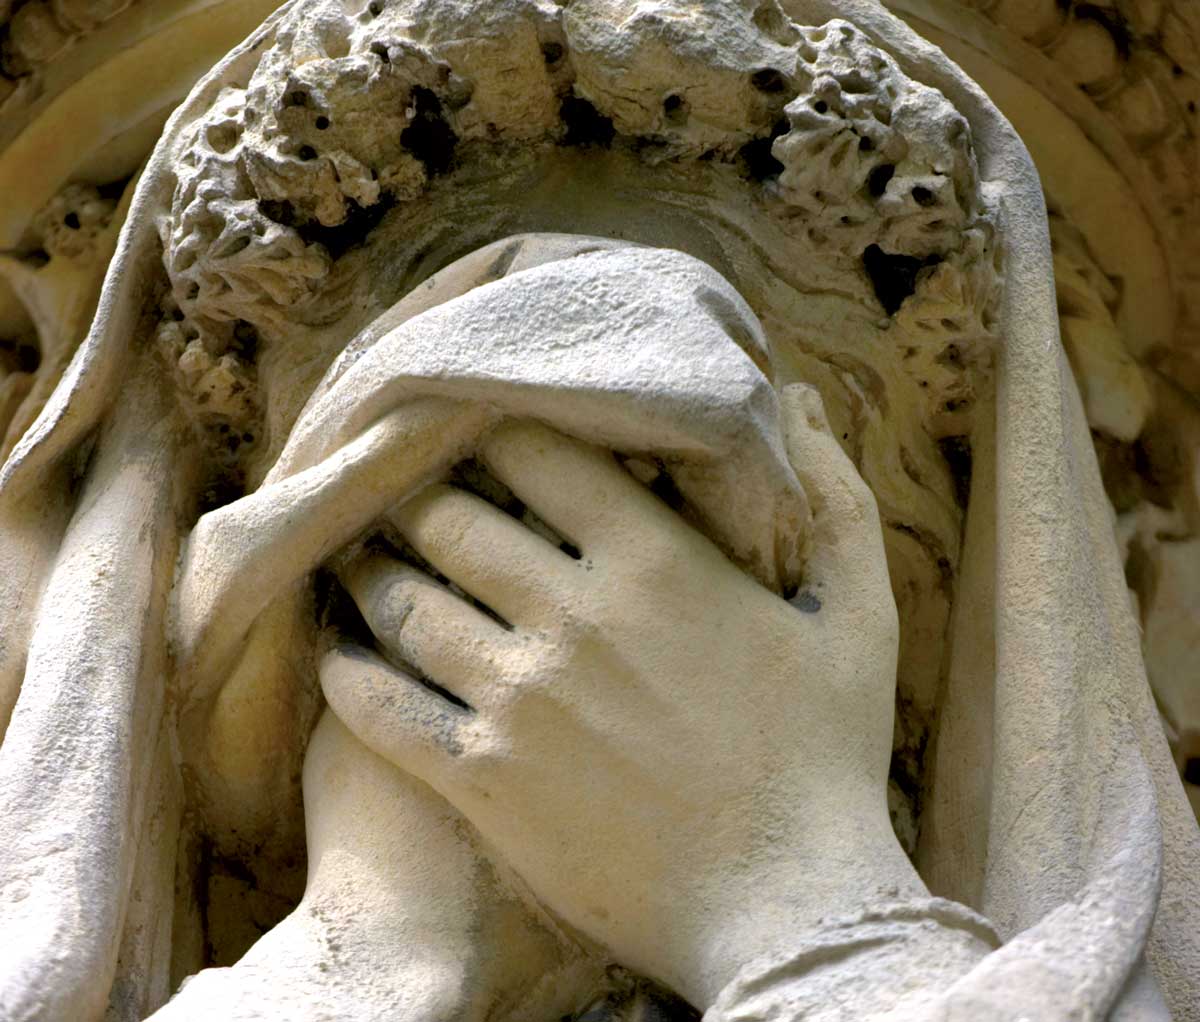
[0,1,1196,1020]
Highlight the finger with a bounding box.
[479,419,674,555]
[387,484,579,629]
[319,643,472,787]
[779,384,893,610]
[177,397,489,696]
[341,553,520,708]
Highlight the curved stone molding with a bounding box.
[885,0,1200,815]
[0,179,126,460]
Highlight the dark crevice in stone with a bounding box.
[96,175,135,201]
[888,687,932,858]
[195,835,216,967]
[862,244,941,315]
[867,162,895,197]
[195,837,300,967]
[1132,434,1178,507]
[663,92,687,124]
[450,456,526,518]
[937,435,973,510]
[416,673,473,711]
[911,185,935,206]
[738,118,788,182]
[0,336,40,374]
[560,95,616,148]
[313,567,375,649]
[1124,534,1153,614]
[889,746,923,805]
[400,87,458,175]
[230,320,259,361]
[1184,758,1200,786]
[263,194,396,260]
[649,467,686,513]
[197,466,247,515]
[750,67,788,93]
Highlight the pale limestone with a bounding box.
[0,1,1196,1020]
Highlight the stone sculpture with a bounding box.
[0,0,1197,1019]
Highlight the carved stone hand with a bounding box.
[322,387,925,1009]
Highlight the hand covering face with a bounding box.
[174,237,813,695]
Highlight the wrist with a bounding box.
[673,813,929,1008]
[702,898,998,1021]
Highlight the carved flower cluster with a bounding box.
[159,0,999,424]
[767,18,999,407]
[160,85,331,350]
[159,84,322,436]
[32,182,115,260]
[1,0,134,84]
[775,21,977,258]
[159,3,502,359]
[240,31,446,228]
[159,0,568,360]
[154,313,256,428]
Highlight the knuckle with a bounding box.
[369,579,419,640]
[481,419,544,468]
[844,472,878,514]
[455,721,511,779]
[830,470,879,527]
[496,681,568,739]
[402,487,472,548]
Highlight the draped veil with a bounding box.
[0,1,1196,1019]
